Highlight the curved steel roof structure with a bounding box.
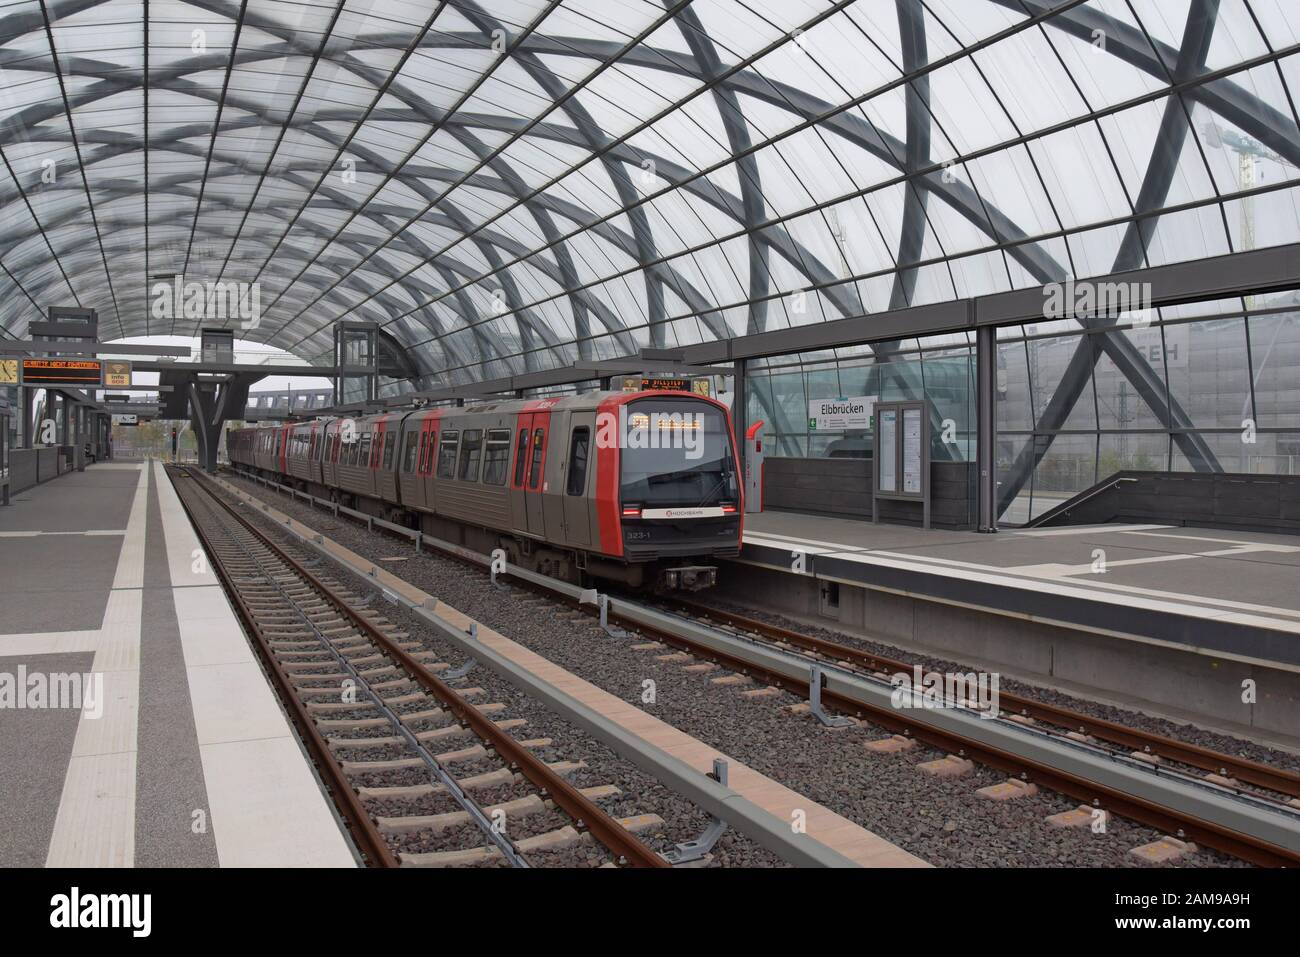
[0,0,1297,397]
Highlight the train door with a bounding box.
[562,411,594,546]
[397,416,423,511]
[278,424,290,474]
[524,411,549,539]
[509,413,532,534]
[322,420,338,488]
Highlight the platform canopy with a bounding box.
[0,0,1297,391]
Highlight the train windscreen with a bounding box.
[619,400,737,508]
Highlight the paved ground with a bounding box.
[0,461,355,868]
[746,510,1300,634]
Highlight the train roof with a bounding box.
[241,389,728,432]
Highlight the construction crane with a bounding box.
[1201,121,1298,263]
[1202,122,1299,473]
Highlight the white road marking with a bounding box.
[44,464,147,867]
[153,461,355,866]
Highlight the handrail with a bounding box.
[1026,474,1138,528]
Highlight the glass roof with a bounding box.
[0,0,1297,386]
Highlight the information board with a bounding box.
[619,375,710,396]
[104,359,132,387]
[872,399,931,529]
[902,406,922,494]
[21,358,102,386]
[877,409,897,493]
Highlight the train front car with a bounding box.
[601,392,742,591]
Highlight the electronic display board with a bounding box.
[20,358,102,386]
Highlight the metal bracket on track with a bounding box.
[579,590,629,639]
[443,622,479,679]
[664,759,730,865]
[808,664,855,728]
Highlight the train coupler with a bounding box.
[660,565,717,591]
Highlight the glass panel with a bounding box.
[437,431,459,479]
[1165,317,1253,429]
[484,429,511,486]
[1030,434,1097,521]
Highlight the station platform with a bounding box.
[0,461,355,867]
[735,511,1300,739]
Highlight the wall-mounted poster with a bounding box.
[878,409,897,492]
[902,406,922,495]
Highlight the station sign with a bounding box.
[103,359,132,387]
[808,395,876,432]
[620,375,711,397]
[117,414,139,426]
[0,359,17,385]
[20,358,102,386]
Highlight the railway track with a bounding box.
[662,598,1300,809]
[217,465,1300,867]
[168,467,668,868]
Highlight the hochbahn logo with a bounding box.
[150,276,262,329]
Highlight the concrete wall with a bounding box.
[763,456,975,529]
[1038,470,1300,533]
[718,559,1300,740]
[9,447,61,494]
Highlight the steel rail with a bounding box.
[217,466,1300,865]
[666,598,1300,802]
[168,469,396,867]
[607,608,1300,868]
[182,472,531,867]
[189,469,668,868]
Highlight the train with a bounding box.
[226,389,742,591]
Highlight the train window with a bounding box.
[423,431,439,473]
[528,428,545,490]
[513,428,529,486]
[566,427,590,496]
[458,429,483,482]
[383,432,395,469]
[436,431,459,479]
[358,435,371,467]
[482,429,511,485]
[403,432,419,472]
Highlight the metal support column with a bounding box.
[976,323,998,533]
[731,358,747,478]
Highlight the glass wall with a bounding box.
[745,332,975,462]
[995,291,1300,524]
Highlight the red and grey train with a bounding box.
[227,390,742,591]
